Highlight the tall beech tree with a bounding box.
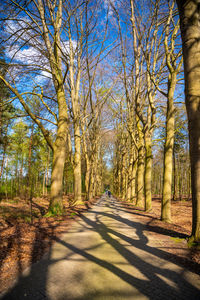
[176,0,200,242]
[161,1,183,223]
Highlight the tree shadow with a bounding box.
[1,197,200,300]
[0,217,64,298]
[106,199,190,239]
[31,201,46,216]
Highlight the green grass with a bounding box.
[44,203,63,217]
[70,212,77,218]
[170,237,185,243]
[187,236,200,249]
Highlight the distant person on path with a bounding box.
[108,190,111,198]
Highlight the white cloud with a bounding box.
[4,20,77,85]
[7,45,44,65]
[62,40,77,56]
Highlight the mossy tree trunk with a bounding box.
[49,144,66,214]
[177,0,200,242]
[49,86,69,214]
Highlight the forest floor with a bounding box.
[0,195,199,295]
[0,194,99,294]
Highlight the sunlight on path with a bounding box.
[1,195,200,300]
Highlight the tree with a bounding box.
[176,0,200,242]
[161,0,183,223]
[0,0,70,214]
[173,106,189,201]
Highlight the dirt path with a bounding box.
[1,195,200,300]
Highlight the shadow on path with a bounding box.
[1,196,200,300]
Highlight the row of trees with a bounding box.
[0,0,114,213]
[0,0,199,242]
[0,117,112,201]
[0,119,51,199]
[110,0,184,218]
[108,0,200,242]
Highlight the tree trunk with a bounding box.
[45,147,50,195]
[127,148,136,202]
[81,123,90,197]
[5,158,8,199]
[0,144,6,179]
[43,170,46,196]
[121,153,126,199]
[27,124,34,199]
[144,133,152,211]
[48,87,68,215]
[173,147,178,201]
[178,155,182,200]
[49,144,66,214]
[88,163,94,201]
[92,157,97,197]
[85,159,90,196]
[117,168,121,197]
[136,144,144,207]
[126,156,132,201]
[187,164,191,201]
[19,154,24,198]
[73,121,82,204]
[161,75,176,223]
[11,177,13,199]
[131,160,136,202]
[177,0,200,241]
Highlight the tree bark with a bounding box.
[49,145,66,214]
[45,147,50,195]
[121,153,126,199]
[126,155,133,201]
[127,147,136,202]
[88,163,95,201]
[144,133,152,211]
[136,144,144,207]
[131,160,136,202]
[161,75,176,222]
[0,143,6,179]
[85,159,90,196]
[117,168,121,197]
[73,120,82,204]
[176,0,200,241]
[42,169,46,196]
[173,147,178,201]
[48,87,68,214]
[136,120,144,207]
[27,124,34,199]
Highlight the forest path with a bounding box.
[1,195,200,300]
